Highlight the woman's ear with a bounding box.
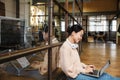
[71,31,76,36]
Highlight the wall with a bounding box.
[1,0,31,26]
[20,0,31,27]
[19,0,32,44]
[5,0,16,17]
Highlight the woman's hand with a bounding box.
[85,65,96,73]
[88,65,96,70]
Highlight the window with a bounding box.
[61,21,65,31]
[111,20,117,31]
[88,15,108,31]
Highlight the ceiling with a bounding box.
[32,0,119,16]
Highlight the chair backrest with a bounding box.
[99,32,105,36]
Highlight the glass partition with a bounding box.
[0,0,83,80]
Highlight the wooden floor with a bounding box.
[81,42,120,77]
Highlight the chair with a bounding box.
[95,32,105,42]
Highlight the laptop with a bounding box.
[81,60,110,78]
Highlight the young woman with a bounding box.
[30,25,59,75]
[59,24,120,80]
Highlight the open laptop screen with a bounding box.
[99,60,110,76]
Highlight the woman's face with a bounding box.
[72,30,84,43]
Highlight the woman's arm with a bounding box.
[59,46,78,78]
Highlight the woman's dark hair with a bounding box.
[43,24,48,33]
[67,24,83,36]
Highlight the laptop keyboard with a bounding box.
[93,70,98,75]
[89,70,98,75]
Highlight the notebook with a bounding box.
[81,60,110,78]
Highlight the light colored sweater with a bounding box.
[59,39,87,78]
[40,37,59,75]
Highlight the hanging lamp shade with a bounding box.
[32,0,48,5]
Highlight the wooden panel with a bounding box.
[83,0,117,12]
[0,1,5,16]
[118,36,120,45]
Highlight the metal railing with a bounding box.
[0,43,62,64]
